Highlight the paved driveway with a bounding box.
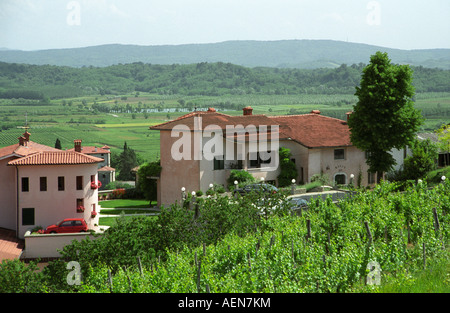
[0,228,24,262]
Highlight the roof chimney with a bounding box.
[18,136,26,146]
[243,106,253,116]
[310,110,321,115]
[23,131,30,142]
[346,111,353,122]
[207,107,216,113]
[74,139,82,153]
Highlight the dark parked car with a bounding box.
[233,183,278,197]
[44,218,88,234]
[288,197,309,215]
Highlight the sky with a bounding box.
[0,0,449,51]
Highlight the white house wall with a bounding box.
[16,163,99,238]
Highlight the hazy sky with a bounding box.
[1,0,449,51]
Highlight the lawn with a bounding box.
[99,199,155,208]
[98,199,158,227]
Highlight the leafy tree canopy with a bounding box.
[348,51,423,177]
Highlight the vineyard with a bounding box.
[3,180,447,293]
[1,92,449,164]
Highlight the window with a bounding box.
[213,156,225,170]
[90,175,95,183]
[61,220,72,227]
[22,208,35,226]
[368,172,376,184]
[21,177,29,192]
[76,176,83,190]
[40,177,47,191]
[249,152,272,168]
[334,174,346,185]
[58,176,65,191]
[77,198,84,212]
[334,149,345,160]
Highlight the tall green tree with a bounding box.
[348,52,423,182]
[117,141,138,181]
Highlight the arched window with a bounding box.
[334,173,346,185]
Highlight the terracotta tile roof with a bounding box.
[68,146,111,154]
[270,114,352,148]
[98,166,116,172]
[0,141,60,160]
[150,110,279,131]
[150,108,352,149]
[7,151,104,166]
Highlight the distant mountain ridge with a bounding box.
[1,40,450,69]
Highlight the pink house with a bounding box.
[0,132,103,238]
[150,107,374,207]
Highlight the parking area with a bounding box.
[0,228,24,261]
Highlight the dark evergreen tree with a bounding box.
[55,138,62,150]
[117,141,138,181]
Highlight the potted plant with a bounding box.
[77,205,85,213]
[91,211,98,218]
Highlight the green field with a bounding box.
[1,92,449,163]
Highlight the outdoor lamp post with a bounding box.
[291,178,296,195]
[350,174,354,186]
[181,187,186,201]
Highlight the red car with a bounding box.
[44,218,88,234]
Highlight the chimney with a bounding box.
[23,131,30,142]
[243,106,253,116]
[207,107,216,113]
[74,139,82,152]
[18,136,25,146]
[346,111,353,122]
[310,110,321,115]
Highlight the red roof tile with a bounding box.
[150,110,279,131]
[150,108,352,149]
[270,114,351,148]
[7,151,104,166]
[68,146,111,154]
[0,141,60,160]
[98,166,115,172]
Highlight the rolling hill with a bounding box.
[1,40,449,69]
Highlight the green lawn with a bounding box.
[99,199,155,208]
[98,199,158,227]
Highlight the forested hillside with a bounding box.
[1,61,450,100]
[1,40,449,69]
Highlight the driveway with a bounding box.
[288,190,357,203]
[0,228,24,262]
